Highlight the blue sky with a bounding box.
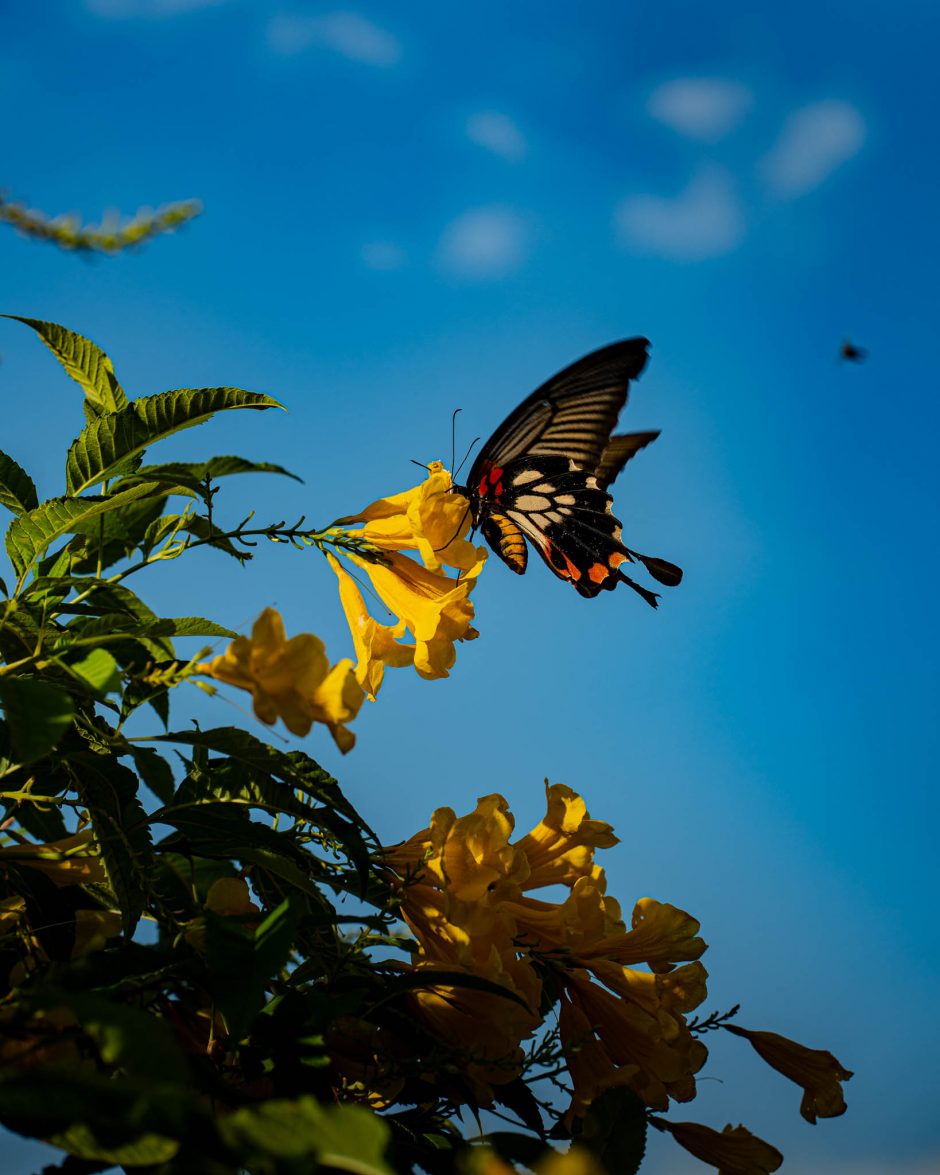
[2,1,939,1172]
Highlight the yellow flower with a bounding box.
[197,608,364,751]
[515,782,619,890]
[559,995,639,1126]
[327,553,415,699]
[342,549,482,682]
[651,1119,783,1175]
[724,1025,853,1123]
[0,829,106,887]
[341,460,484,573]
[580,897,706,972]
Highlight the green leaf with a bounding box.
[0,450,38,514]
[69,754,154,935]
[31,986,190,1084]
[486,1134,557,1167]
[66,387,285,495]
[217,1098,392,1175]
[207,897,301,1038]
[47,1123,179,1166]
[5,482,170,578]
[3,315,127,415]
[127,745,176,805]
[0,678,74,764]
[69,648,122,696]
[576,1088,648,1175]
[122,454,304,497]
[65,489,171,574]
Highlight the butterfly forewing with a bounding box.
[468,338,650,479]
[463,339,680,606]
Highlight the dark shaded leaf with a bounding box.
[0,449,39,514]
[5,483,169,578]
[576,1088,648,1175]
[127,745,176,805]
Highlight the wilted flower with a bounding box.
[724,1024,853,1123]
[197,607,364,751]
[651,1118,783,1174]
[329,463,486,697]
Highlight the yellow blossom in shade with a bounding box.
[515,782,619,890]
[0,829,106,887]
[205,878,260,918]
[580,896,706,972]
[71,909,122,957]
[346,549,483,681]
[197,608,364,751]
[651,1119,783,1175]
[341,461,485,573]
[559,995,640,1126]
[328,553,415,699]
[724,1025,853,1123]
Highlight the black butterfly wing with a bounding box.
[467,339,650,485]
[595,431,660,489]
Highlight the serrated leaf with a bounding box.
[66,387,284,494]
[3,315,127,414]
[121,454,304,497]
[127,745,176,805]
[69,648,122,696]
[0,449,39,514]
[577,1088,648,1175]
[0,678,74,764]
[5,482,169,578]
[69,754,154,935]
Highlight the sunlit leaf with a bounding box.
[66,387,284,495]
[3,315,127,415]
[0,450,39,515]
[0,678,74,764]
[69,648,122,696]
[217,1098,392,1175]
[47,1124,180,1166]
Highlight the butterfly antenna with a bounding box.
[454,436,481,481]
[433,501,472,553]
[450,408,462,475]
[410,459,430,471]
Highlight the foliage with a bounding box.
[0,319,851,1175]
[0,195,201,255]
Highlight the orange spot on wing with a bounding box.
[609,552,628,568]
[589,562,609,584]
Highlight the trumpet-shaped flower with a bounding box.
[327,553,415,699]
[197,608,364,751]
[515,782,619,890]
[0,829,106,887]
[341,460,483,573]
[724,1024,853,1123]
[652,1119,783,1174]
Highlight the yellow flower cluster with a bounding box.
[385,786,853,1172]
[331,461,487,699]
[385,784,707,1116]
[198,608,364,752]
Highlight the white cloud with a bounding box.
[436,206,530,279]
[761,99,866,198]
[615,166,745,261]
[267,11,402,66]
[466,111,527,162]
[360,241,407,270]
[647,77,752,141]
[85,0,227,15]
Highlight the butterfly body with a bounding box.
[456,340,681,606]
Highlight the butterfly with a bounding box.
[455,339,682,607]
